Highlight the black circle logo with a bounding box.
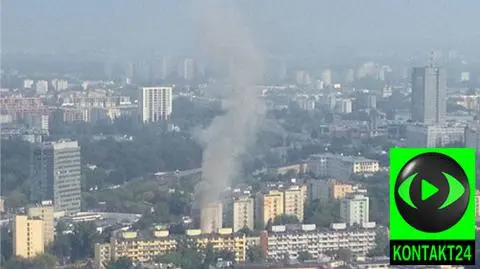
[394,152,470,233]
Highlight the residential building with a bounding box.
[308,154,379,180]
[340,192,370,226]
[139,86,173,123]
[27,201,55,245]
[200,202,223,234]
[35,80,49,94]
[260,223,376,261]
[411,66,447,124]
[233,196,254,232]
[406,124,465,147]
[13,215,44,258]
[94,228,246,269]
[256,190,284,227]
[466,123,480,152]
[31,140,82,215]
[335,98,353,114]
[283,185,307,222]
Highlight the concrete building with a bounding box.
[411,66,447,124]
[308,154,379,180]
[335,98,353,114]
[94,228,246,268]
[261,223,376,261]
[256,190,285,227]
[31,140,82,215]
[283,185,307,222]
[466,123,480,152]
[200,202,223,234]
[13,215,44,258]
[51,79,69,91]
[309,179,357,203]
[233,196,254,232]
[35,80,49,94]
[139,86,173,123]
[340,192,370,226]
[406,124,465,147]
[179,58,195,81]
[27,201,55,245]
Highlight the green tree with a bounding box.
[246,245,265,263]
[336,248,354,262]
[297,251,313,262]
[70,221,99,261]
[104,257,134,269]
[157,238,202,269]
[273,214,300,225]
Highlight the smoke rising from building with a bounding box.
[192,0,265,207]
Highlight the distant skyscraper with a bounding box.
[411,66,447,124]
[138,86,173,123]
[35,80,49,94]
[31,140,82,215]
[179,58,195,81]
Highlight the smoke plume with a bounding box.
[192,0,265,206]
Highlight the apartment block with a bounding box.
[283,185,307,222]
[31,140,82,215]
[260,223,376,261]
[308,179,356,202]
[340,191,370,226]
[13,215,44,259]
[94,228,246,268]
[27,201,55,245]
[233,196,254,232]
[256,190,284,227]
[406,123,465,148]
[200,202,223,234]
[476,190,480,220]
[308,154,379,180]
[139,86,173,122]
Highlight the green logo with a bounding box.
[389,148,476,266]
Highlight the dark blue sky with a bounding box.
[2,0,479,56]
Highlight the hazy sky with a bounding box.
[2,0,479,57]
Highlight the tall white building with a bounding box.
[139,86,173,123]
[31,140,82,215]
[340,192,370,226]
[179,58,195,81]
[35,80,49,94]
[335,98,352,114]
[233,196,254,232]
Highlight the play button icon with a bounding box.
[421,179,439,201]
[394,152,470,232]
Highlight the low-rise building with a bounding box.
[260,223,376,261]
[309,154,379,180]
[94,228,246,269]
[406,123,465,148]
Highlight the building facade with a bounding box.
[340,192,370,226]
[27,201,55,245]
[13,215,44,258]
[139,86,173,123]
[261,223,376,261]
[233,196,254,232]
[256,190,285,227]
[406,124,465,148]
[31,140,82,215]
[94,228,246,268]
[283,185,307,222]
[411,66,447,124]
[308,154,379,180]
[200,202,223,234]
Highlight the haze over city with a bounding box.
[1,1,480,269]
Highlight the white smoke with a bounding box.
[192,0,265,205]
